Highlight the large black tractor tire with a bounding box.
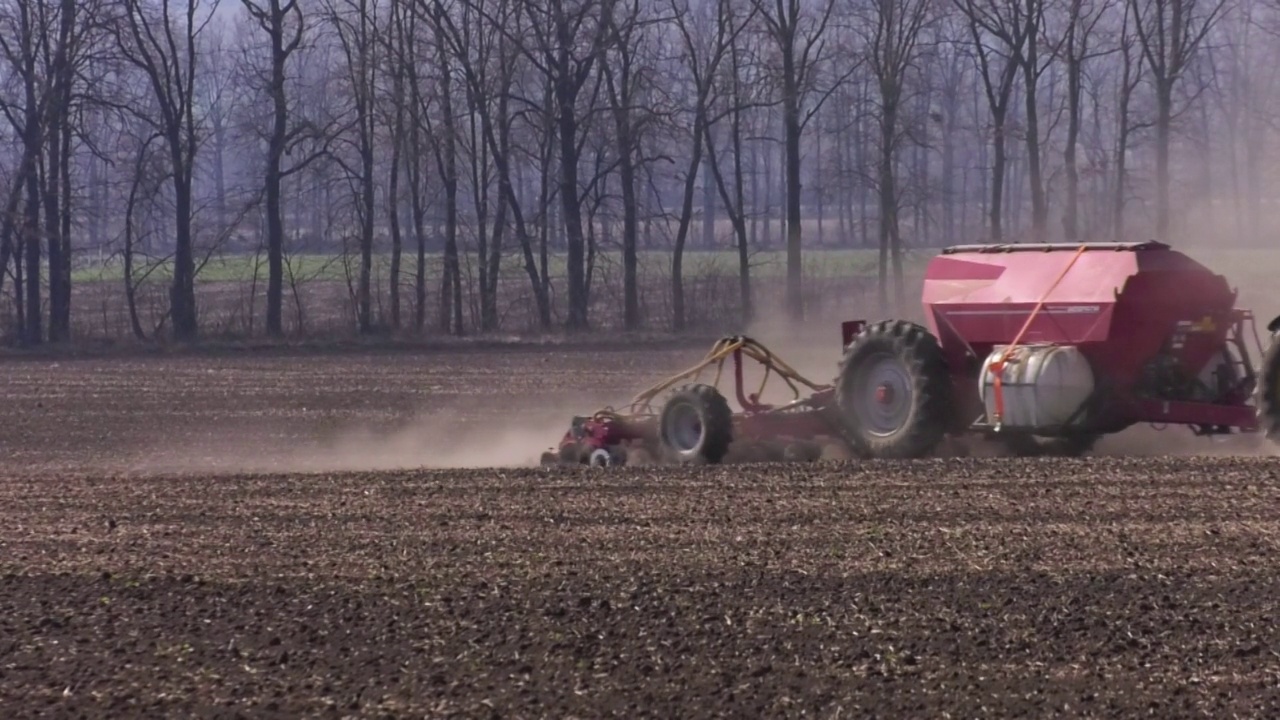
[1258,331,1280,440]
[659,384,734,464]
[836,320,953,459]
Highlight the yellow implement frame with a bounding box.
[590,336,833,424]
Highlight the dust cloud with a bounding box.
[130,401,579,476]
[730,285,909,393]
[282,408,571,472]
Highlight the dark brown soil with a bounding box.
[3,348,1280,718]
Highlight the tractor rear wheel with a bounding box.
[1259,333,1280,440]
[659,384,734,464]
[836,320,952,459]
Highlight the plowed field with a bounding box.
[3,346,1280,717]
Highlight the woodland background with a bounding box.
[0,0,1265,344]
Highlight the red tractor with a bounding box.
[546,241,1280,466]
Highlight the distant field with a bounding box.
[37,242,1280,340]
[69,244,1280,285]
[70,248,937,285]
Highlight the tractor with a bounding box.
[545,241,1280,466]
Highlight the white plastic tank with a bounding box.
[979,345,1095,430]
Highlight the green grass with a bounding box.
[71,248,934,285]
[70,245,1280,289]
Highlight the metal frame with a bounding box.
[940,241,1169,255]
[547,336,847,464]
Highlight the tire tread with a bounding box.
[835,320,952,459]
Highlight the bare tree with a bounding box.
[1014,0,1058,242]
[953,0,1030,242]
[113,0,218,341]
[435,0,505,333]
[0,0,1262,347]
[400,0,431,330]
[669,0,754,331]
[433,0,554,330]
[1214,0,1279,245]
[859,0,931,312]
[122,129,165,341]
[383,0,407,329]
[703,1,767,324]
[0,0,67,342]
[39,0,79,342]
[600,0,651,330]
[518,0,613,330]
[750,0,841,321]
[324,0,379,333]
[421,0,463,335]
[1113,5,1147,240]
[1060,0,1111,242]
[1128,0,1226,240]
[931,21,968,246]
[240,0,324,337]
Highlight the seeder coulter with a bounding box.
[546,241,1280,466]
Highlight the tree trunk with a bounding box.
[990,116,1008,242]
[598,17,641,329]
[720,58,753,323]
[942,92,957,245]
[538,125,552,324]
[357,129,374,335]
[441,145,460,335]
[619,141,639,328]
[1022,21,1047,241]
[1154,81,1172,241]
[410,153,427,331]
[265,77,286,336]
[170,170,198,340]
[701,157,716,249]
[45,116,65,342]
[404,4,427,331]
[259,0,295,338]
[0,158,34,320]
[1063,22,1082,242]
[672,112,707,332]
[46,0,75,342]
[783,86,803,320]
[123,138,150,341]
[388,70,404,329]
[434,27,462,335]
[22,150,40,345]
[20,36,39,345]
[1115,35,1138,240]
[815,129,824,246]
[56,96,71,337]
[556,73,589,330]
[482,183,507,332]
[878,84,899,314]
[478,81,548,329]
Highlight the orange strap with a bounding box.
[988,244,1089,428]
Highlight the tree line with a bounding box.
[0,0,1251,343]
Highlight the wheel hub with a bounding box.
[875,383,895,405]
[664,402,703,452]
[853,355,914,437]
